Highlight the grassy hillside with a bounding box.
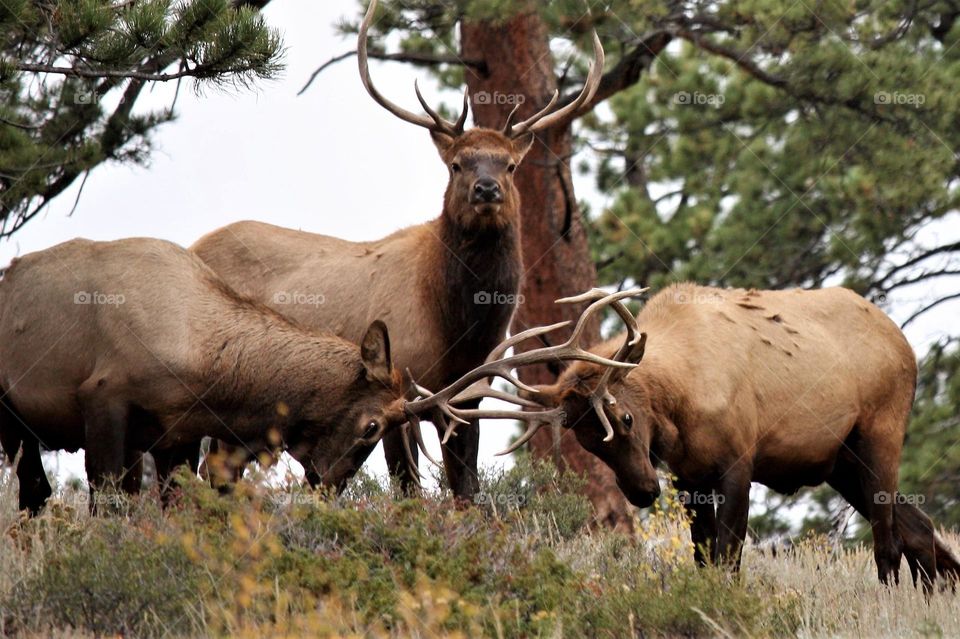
[0,460,956,638]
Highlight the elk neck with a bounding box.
[427,208,523,375]
[198,294,361,434]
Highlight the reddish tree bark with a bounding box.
[461,9,634,532]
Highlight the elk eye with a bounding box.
[451,162,461,173]
[362,420,379,440]
[622,413,633,430]
[507,163,516,173]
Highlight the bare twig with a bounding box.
[298,49,485,96]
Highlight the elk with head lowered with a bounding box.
[189,0,605,500]
[502,284,960,590]
[0,238,631,515]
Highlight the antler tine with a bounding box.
[503,90,558,137]
[359,0,464,136]
[447,405,567,449]
[495,407,567,456]
[399,372,445,470]
[454,87,470,134]
[398,422,425,479]
[501,102,524,136]
[414,80,465,137]
[446,381,542,410]
[483,320,571,365]
[590,394,616,442]
[558,287,645,356]
[506,31,604,138]
[559,287,647,346]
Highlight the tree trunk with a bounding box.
[461,9,634,532]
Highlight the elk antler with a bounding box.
[555,288,647,450]
[502,31,605,138]
[359,0,468,137]
[403,288,647,458]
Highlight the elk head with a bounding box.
[293,320,409,491]
[501,290,661,508]
[358,0,604,232]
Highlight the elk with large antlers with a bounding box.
[189,0,605,499]
[514,283,960,590]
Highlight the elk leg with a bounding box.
[853,428,904,585]
[439,407,480,504]
[714,465,752,570]
[828,459,912,588]
[81,395,130,513]
[18,437,52,515]
[676,480,718,566]
[1,397,52,515]
[895,503,937,593]
[153,443,198,503]
[121,448,144,494]
[382,427,421,495]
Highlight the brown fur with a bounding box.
[191,128,534,498]
[528,283,959,589]
[0,238,407,514]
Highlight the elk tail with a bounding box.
[934,534,960,584]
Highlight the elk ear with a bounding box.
[611,332,646,383]
[511,132,536,161]
[360,320,394,386]
[430,130,456,157]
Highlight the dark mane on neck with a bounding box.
[430,216,522,378]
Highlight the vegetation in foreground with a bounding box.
[0,459,956,638]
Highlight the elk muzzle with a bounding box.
[619,478,661,509]
[471,178,503,205]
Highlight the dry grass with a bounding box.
[0,462,957,638]
[744,536,960,638]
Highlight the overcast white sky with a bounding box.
[3,0,957,488]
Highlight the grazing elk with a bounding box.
[0,238,410,513]
[510,284,960,589]
[189,0,605,500]
[0,238,630,515]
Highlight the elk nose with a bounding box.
[472,178,502,203]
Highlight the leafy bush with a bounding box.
[2,516,202,637]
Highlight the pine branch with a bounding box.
[675,28,787,88]
[11,61,265,82]
[875,241,960,288]
[901,292,960,328]
[880,269,960,294]
[1,78,150,239]
[233,0,272,8]
[298,49,486,96]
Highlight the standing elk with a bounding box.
[0,237,631,515]
[189,0,605,500]
[507,284,960,589]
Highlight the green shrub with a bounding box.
[1,517,203,638]
[478,457,594,539]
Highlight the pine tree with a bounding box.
[0,0,283,236]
